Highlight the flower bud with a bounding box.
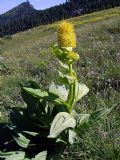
[67,51,79,61]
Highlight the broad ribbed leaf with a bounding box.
[58,61,69,70]
[0,151,25,160]
[68,129,76,144]
[49,82,68,101]
[21,88,46,115]
[33,151,47,160]
[13,133,31,148]
[78,114,90,126]
[48,112,76,138]
[74,81,89,104]
[45,93,68,106]
[57,85,68,101]
[23,87,48,98]
[23,87,68,107]
[58,70,76,84]
[49,82,59,95]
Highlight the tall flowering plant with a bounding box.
[51,21,88,113]
[0,21,114,160]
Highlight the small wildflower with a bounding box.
[57,21,76,48]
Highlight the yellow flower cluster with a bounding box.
[57,21,76,48]
[67,51,79,61]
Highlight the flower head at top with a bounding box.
[57,21,76,49]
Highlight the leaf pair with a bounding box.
[23,87,69,107]
[48,112,76,138]
[0,151,47,160]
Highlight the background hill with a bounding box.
[1,1,36,21]
[0,7,120,159]
[0,0,120,37]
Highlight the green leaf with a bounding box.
[50,44,67,63]
[30,114,53,127]
[45,93,68,106]
[23,131,39,136]
[13,133,32,148]
[21,88,46,115]
[58,70,76,84]
[77,105,116,131]
[78,114,90,126]
[33,151,47,160]
[89,107,114,124]
[48,112,76,138]
[23,87,69,107]
[50,44,73,63]
[58,61,69,70]
[49,82,68,101]
[68,129,76,144]
[0,151,25,160]
[21,80,41,89]
[56,138,66,144]
[23,87,49,98]
[74,81,89,104]
[49,82,59,96]
[10,108,48,132]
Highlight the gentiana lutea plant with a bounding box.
[0,21,115,160]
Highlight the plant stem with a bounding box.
[69,63,73,76]
[67,63,74,111]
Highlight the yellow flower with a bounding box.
[57,21,76,48]
[67,51,79,61]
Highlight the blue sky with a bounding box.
[0,0,66,14]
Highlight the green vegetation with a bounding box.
[0,7,120,160]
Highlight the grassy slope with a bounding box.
[0,7,120,159]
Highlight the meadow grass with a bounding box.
[0,7,120,159]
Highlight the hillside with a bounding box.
[2,1,36,21]
[0,0,120,37]
[0,7,120,159]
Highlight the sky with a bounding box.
[0,0,66,14]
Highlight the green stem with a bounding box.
[69,63,73,76]
[67,63,74,111]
